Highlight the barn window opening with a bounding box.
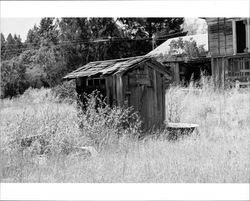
[87,78,106,87]
[100,79,106,85]
[236,20,246,53]
[87,79,94,86]
[228,58,250,78]
[179,61,211,85]
[94,79,99,86]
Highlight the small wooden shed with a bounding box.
[64,56,172,129]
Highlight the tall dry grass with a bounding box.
[1,81,249,182]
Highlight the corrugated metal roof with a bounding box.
[63,56,161,79]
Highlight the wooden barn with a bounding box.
[205,18,250,87]
[147,34,211,84]
[64,56,172,129]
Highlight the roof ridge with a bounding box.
[88,55,148,64]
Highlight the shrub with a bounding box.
[51,80,77,103]
[77,91,142,152]
[20,87,55,104]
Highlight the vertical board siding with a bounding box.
[76,60,170,130]
[152,69,158,126]
[212,55,250,87]
[105,77,113,107]
[116,75,123,106]
[156,71,164,127]
[112,75,117,106]
[208,18,250,87]
[146,66,154,128]
[207,18,234,56]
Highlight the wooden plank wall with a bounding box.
[105,77,113,106]
[169,63,180,83]
[124,64,166,130]
[211,57,225,87]
[116,75,123,106]
[207,18,234,56]
[76,62,168,130]
[211,54,250,87]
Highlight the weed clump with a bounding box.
[51,80,77,104]
[77,91,142,152]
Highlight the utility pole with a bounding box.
[152,35,155,50]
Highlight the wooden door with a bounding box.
[125,66,165,130]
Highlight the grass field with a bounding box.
[1,83,249,183]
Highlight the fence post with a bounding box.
[235,80,240,89]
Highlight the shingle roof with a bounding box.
[63,56,169,80]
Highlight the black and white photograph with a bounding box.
[0,0,249,200]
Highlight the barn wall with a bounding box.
[170,63,180,83]
[123,63,166,130]
[76,76,114,106]
[207,18,234,56]
[211,57,225,87]
[105,76,114,106]
[206,18,250,86]
[211,54,250,87]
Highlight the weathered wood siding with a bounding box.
[76,62,168,130]
[211,57,225,87]
[206,18,250,86]
[207,18,234,56]
[123,63,166,130]
[211,54,250,87]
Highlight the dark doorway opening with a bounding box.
[236,21,246,53]
[179,61,211,85]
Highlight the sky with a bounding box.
[1,18,41,41]
[0,17,207,42]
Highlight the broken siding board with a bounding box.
[221,58,225,88]
[105,77,110,105]
[168,63,180,83]
[112,75,117,106]
[211,57,216,85]
[128,71,139,112]
[219,32,226,55]
[156,71,163,126]
[225,22,234,55]
[219,58,224,87]
[137,67,144,114]
[224,58,229,80]
[226,35,234,55]
[144,65,151,127]
[116,75,123,106]
[138,67,147,128]
[162,74,166,124]
[146,67,153,128]
[105,77,113,106]
[152,68,158,126]
[122,74,129,107]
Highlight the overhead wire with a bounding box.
[1,31,185,55]
[1,31,184,47]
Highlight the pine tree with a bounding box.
[26,25,40,48]
[5,34,17,60]
[1,33,6,60]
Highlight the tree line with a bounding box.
[1,18,185,98]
